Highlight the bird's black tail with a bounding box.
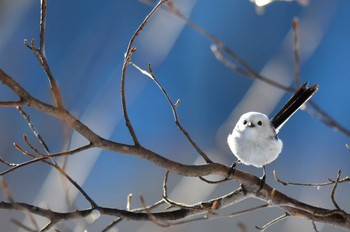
[271,82,318,132]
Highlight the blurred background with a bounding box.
[0,0,350,231]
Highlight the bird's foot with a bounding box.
[257,174,266,192]
[257,166,267,192]
[227,161,237,177]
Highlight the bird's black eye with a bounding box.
[243,120,247,125]
[257,121,262,126]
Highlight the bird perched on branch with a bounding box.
[227,82,318,189]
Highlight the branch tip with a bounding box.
[331,169,342,210]
[127,193,133,211]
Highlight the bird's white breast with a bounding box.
[227,112,283,167]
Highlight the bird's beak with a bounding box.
[247,122,255,127]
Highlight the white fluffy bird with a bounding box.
[227,82,318,185]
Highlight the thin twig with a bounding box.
[14,142,40,159]
[1,178,14,202]
[211,204,269,219]
[131,62,213,163]
[23,135,42,155]
[199,175,230,184]
[120,0,169,146]
[160,214,209,226]
[24,0,65,109]
[273,170,350,187]
[127,193,133,211]
[199,161,239,184]
[292,17,301,87]
[163,171,169,199]
[39,0,47,54]
[162,171,203,210]
[140,195,169,227]
[101,218,123,232]
[331,169,342,210]
[52,162,98,208]
[0,157,18,167]
[17,107,51,154]
[312,221,320,232]
[256,212,290,231]
[210,44,251,77]
[0,143,93,176]
[162,176,191,209]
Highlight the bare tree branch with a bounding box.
[0,180,349,231]
[131,62,213,163]
[120,0,170,146]
[0,1,350,231]
[24,0,64,109]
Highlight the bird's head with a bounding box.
[235,112,274,138]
